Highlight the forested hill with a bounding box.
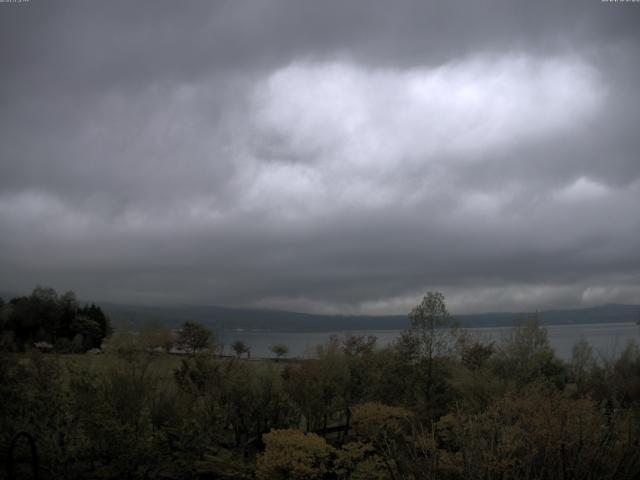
[103,302,640,332]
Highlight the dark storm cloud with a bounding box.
[1,0,639,314]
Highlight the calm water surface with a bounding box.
[221,322,640,361]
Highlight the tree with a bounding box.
[270,343,289,361]
[456,331,495,371]
[283,337,350,434]
[78,303,112,339]
[569,338,596,387]
[384,292,459,416]
[407,292,456,396]
[350,403,415,477]
[257,429,335,480]
[176,321,214,354]
[342,334,377,357]
[0,287,111,352]
[408,291,454,360]
[231,339,250,358]
[70,315,103,350]
[493,315,564,386]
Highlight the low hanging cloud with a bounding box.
[246,55,604,216]
[256,56,601,163]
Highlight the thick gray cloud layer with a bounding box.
[1,0,639,314]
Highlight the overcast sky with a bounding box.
[1,0,639,314]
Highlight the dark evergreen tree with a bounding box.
[0,286,112,352]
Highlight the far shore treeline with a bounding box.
[1,288,640,479]
[103,301,640,333]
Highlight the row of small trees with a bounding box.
[128,320,290,359]
[229,340,289,360]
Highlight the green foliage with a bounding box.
[231,339,250,358]
[342,334,376,357]
[492,314,566,388]
[610,340,640,407]
[408,291,456,361]
[351,402,413,441]
[0,286,111,353]
[284,338,351,433]
[270,343,289,359]
[176,320,215,354]
[2,290,640,479]
[257,429,336,480]
[70,315,103,350]
[433,387,640,480]
[334,441,391,480]
[456,331,495,370]
[367,293,460,419]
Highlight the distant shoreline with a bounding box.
[105,302,640,333]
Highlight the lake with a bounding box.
[220,322,640,361]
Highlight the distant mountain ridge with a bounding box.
[102,302,640,333]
